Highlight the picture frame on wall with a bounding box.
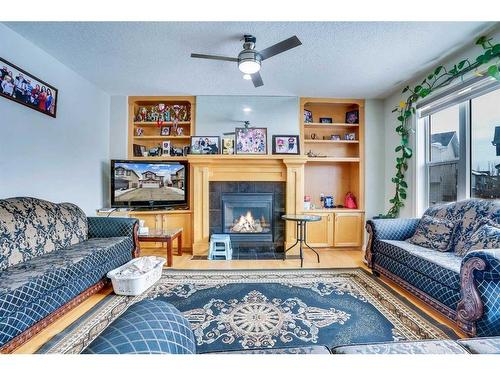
[190,136,220,155]
[272,135,300,155]
[0,56,58,118]
[235,127,267,155]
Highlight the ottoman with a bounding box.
[82,299,196,354]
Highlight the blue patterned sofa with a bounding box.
[365,199,500,337]
[0,197,139,353]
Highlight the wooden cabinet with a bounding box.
[333,212,363,247]
[304,212,334,247]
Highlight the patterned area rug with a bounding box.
[38,268,456,353]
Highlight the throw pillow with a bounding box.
[407,215,456,252]
[458,222,500,257]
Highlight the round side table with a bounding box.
[281,214,321,267]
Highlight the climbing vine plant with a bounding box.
[385,35,500,218]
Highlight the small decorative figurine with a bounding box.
[135,127,144,136]
[176,127,183,136]
[137,107,148,122]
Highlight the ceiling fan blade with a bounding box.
[258,35,302,60]
[190,53,238,62]
[251,72,264,87]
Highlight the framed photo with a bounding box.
[344,132,356,141]
[304,109,313,123]
[176,127,184,136]
[345,109,359,124]
[0,56,58,118]
[160,126,170,136]
[162,141,171,155]
[222,135,235,155]
[135,127,144,136]
[235,127,267,155]
[272,135,300,155]
[331,134,341,141]
[190,136,220,155]
[319,117,332,123]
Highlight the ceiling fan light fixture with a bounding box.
[242,74,252,80]
[238,60,261,74]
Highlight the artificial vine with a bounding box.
[384,35,500,218]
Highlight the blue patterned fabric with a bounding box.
[377,240,462,289]
[0,237,133,348]
[0,197,88,271]
[88,217,138,239]
[82,300,196,354]
[331,340,469,354]
[463,224,500,254]
[457,336,500,354]
[407,215,456,252]
[212,346,331,354]
[366,218,420,241]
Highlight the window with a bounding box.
[420,83,500,208]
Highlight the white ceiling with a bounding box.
[4,22,497,98]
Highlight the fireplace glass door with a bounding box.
[221,193,273,242]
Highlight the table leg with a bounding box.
[283,221,300,261]
[166,240,173,267]
[177,232,183,256]
[299,221,304,268]
[303,223,320,263]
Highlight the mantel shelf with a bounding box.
[134,121,191,126]
[306,157,360,163]
[304,139,359,144]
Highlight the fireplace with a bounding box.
[221,192,273,242]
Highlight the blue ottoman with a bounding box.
[82,299,196,354]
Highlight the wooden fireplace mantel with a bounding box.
[188,155,306,255]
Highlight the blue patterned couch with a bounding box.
[0,197,139,353]
[365,199,500,337]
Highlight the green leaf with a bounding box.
[476,54,486,64]
[414,85,422,93]
[392,177,399,184]
[395,145,402,152]
[400,180,408,188]
[402,86,409,93]
[400,192,407,200]
[403,147,413,158]
[488,65,500,80]
[392,108,398,113]
[493,44,500,54]
[476,36,487,45]
[434,66,443,75]
[427,73,434,80]
[397,116,405,122]
[404,110,412,118]
[458,60,467,69]
[420,88,431,98]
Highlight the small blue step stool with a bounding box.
[209,234,233,260]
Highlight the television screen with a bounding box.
[111,160,187,208]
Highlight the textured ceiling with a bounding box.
[4,21,496,98]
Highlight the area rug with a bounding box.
[38,268,456,353]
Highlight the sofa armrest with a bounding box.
[457,249,500,336]
[365,218,419,267]
[87,217,140,257]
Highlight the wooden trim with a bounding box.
[132,222,141,258]
[456,257,486,336]
[0,280,108,353]
[365,222,374,268]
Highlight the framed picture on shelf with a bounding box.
[160,126,170,136]
[272,135,300,155]
[0,56,58,118]
[319,117,332,123]
[162,141,171,155]
[135,127,144,136]
[235,127,267,155]
[222,135,235,155]
[133,144,146,157]
[344,132,356,141]
[345,109,359,124]
[190,136,220,155]
[330,134,341,141]
[304,109,313,123]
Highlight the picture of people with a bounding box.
[160,126,170,136]
[222,136,235,155]
[190,136,220,154]
[162,141,171,155]
[235,128,267,155]
[272,135,300,155]
[345,109,359,124]
[0,57,58,118]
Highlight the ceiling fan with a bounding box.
[191,34,302,87]
[223,120,252,136]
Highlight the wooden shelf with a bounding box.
[134,121,191,126]
[133,136,190,140]
[303,122,359,128]
[302,208,364,213]
[304,139,359,144]
[306,157,360,163]
[129,156,189,161]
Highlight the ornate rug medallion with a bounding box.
[38,268,455,354]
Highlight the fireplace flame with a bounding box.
[230,210,266,233]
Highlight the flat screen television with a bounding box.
[111,160,188,209]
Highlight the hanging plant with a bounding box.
[383,35,500,218]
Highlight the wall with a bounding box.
[196,95,299,142]
[382,26,500,218]
[109,95,128,159]
[0,24,110,214]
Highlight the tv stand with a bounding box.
[131,206,189,212]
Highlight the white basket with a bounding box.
[107,256,166,296]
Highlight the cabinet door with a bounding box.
[304,213,334,247]
[162,213,192,251]
[333,212,363,247]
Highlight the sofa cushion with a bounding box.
[461,223,500,256]
[407,215,456,252]
[423,199,500,257]
[0,197,88,271]
[378,240,462,289]
[457,337,500,354]
[331,340,469,354]
[0,237,133,347]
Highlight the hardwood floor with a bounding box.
[13,247,465,354]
